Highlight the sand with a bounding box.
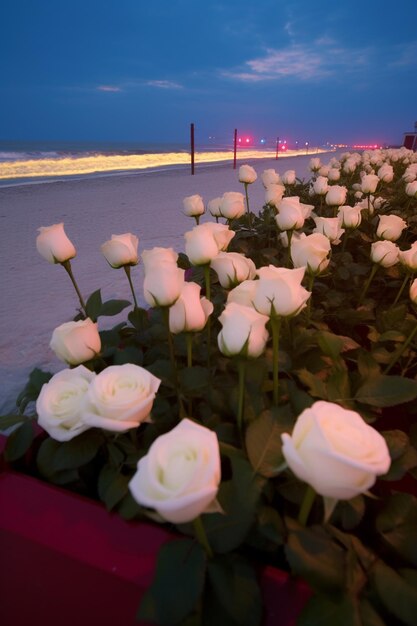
[0,152,335,414]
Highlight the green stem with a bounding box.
[391,274,409,308]
[358,264,379,305]
[384,321,417,374]
[270,316,281,405]
[286,229,293,268]
[237,359,246,440]
[186,333,193,416]
[194,215,200,226]
[123,265,139,309]
[341,229,349,252]
[306,273,315,325]
[162,307,185,417]
[298,485,316,526]
[204,265,212,368]
[244,183,253,230]
[61,260,87,316]
[193,516,213,558]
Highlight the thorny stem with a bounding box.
[61,260,87,316]
[124,265,139,309]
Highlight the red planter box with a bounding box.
[0,448,310,626]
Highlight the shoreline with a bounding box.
[0,148,329,187]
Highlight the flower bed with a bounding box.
[2,148,417,625]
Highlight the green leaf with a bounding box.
[376,493,417,566]
[207,555,262,626]
[371,560,417,626]
[179,366,210,397]
[99,299,131,317]
[113,345,143,365]
[37,430,103,477]
[334,496,366,531]
[85,289,102,321]
[355,375,417,407]
[16,368,53,412]
[0,414,27,430]
[298,594,361,626]
[202,451,261,553]
[381,432,417,481]
[285,519,345,591]
[257,505,285,546]
[4,420,34,461]
[128,306,149,331]
[357,350,380,381]
[245,405,294,477]
[98,465,130,511]
[296,369,328,400]
[316,331,344,360]
[137,539,206,626]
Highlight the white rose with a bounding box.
[309,157,321,172]
[239,164,257,184]
[281,401,390,500]
[169,282,213,334]
[281,170,296,185]
[405,181,417,198]
[83,364,161,432]
[265,185,285,209]
[143,263,185,307]
[361,174,380,194]
[184,223,235,265]
[183,194,205,218]
[318,165,330,177]
[410,278,417,304]
[36,366,95,442]
[399,242,417,270]
[210,252,256,289]
[129,418,221,524]
[377,164,394,183]
[313,216,345,245]
[101,233,139,268]
[275,197,307,231]
[337,205,362,229]
[291,232,331,275]
[218,302,269,358]
[50,319,101,365]
[207,197,223,218]
[226,280,258,308]
[325,185,347,207]
[142,247,178,271]
[220,192,245,220]
[376,215,407,242]
[261,168,281,187]
[254,265,310,317]
[370,240,399,267]
[343,158,357,174]
[312,176,329,196]
[36,223,76,264]
[328,168,341,182]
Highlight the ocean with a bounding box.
[0,139,314,187]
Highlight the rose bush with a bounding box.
[3,146,417,626]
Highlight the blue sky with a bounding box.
[1,0,416,146]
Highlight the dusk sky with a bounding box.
[1,0,416,146]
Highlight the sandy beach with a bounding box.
[0,152,336,414]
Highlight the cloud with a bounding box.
[222,42,372,83]
[97,85,122,92]
[388,41,417,68]
[145,80,183,89]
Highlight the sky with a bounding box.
[1,0,416,147]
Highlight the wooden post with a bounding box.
[190,123,195,175]
[233,129,237,169]
[275,136,279,160]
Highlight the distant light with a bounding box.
[281,145,287,151]
[245,138,250,143]
[260,138,266,144]
[238,138,242,143]
[305,142,309,146]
